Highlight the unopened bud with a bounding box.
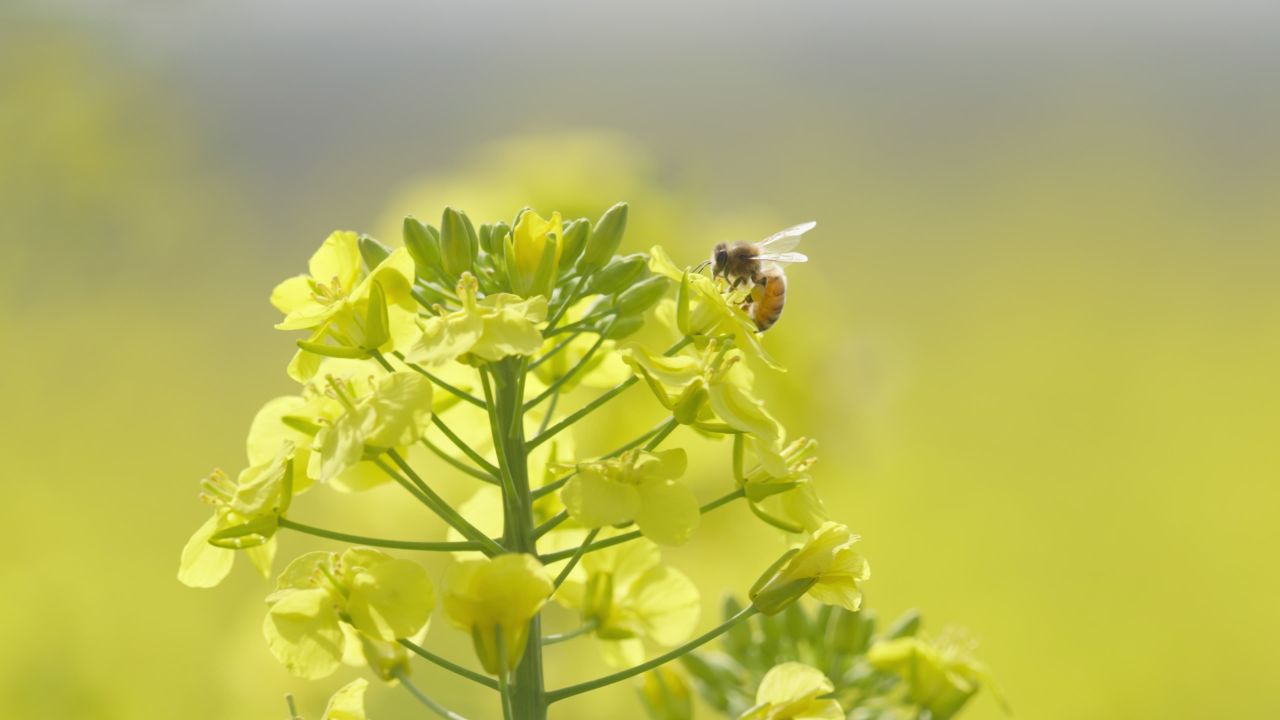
[616,276,670,315]
[402,216,442,280]
[588,253,648,295]
[578,202,628,273]
[559,218,590,271]
[357,234,391,270]
[440,207,478,278]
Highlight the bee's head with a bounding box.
[711,243,729,276]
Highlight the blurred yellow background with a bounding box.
[3,2,1278,718]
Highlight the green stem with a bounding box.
[551,528,599,590]
[529,421,667,502]
[529,330,582,372]
[422,437,500,485]
[398,639,499,690]
[497,626,515,720]
[533,510,568,540]
[393,351,487,409]
[545,605,759,704]
[536,391,559,436]
[394,669,470,720]
[542,618,598,645]
[543,276,586,332]
[285,694,300,720]
[527,337,692,450]
[487,359,548,719]
[523,333,607,411]
[643,418,679,451]
[432,415,502,477]
[527,378,637,450]
[531,473,572,501]
[539,488,745,563]
[278,517,481,552]
[379,452,505,555]
[545,314,612,337]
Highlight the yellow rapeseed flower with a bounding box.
[443,554,553,674]
[750,522,869,615]
[739,662,843,720]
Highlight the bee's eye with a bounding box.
[714,247,728,265]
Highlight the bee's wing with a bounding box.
[754,252,808,264]
[757,221,816,254]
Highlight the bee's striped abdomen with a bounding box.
[750,269,787,331]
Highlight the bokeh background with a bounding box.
[3,1,1278,718]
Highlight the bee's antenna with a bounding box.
[692,260,711,274]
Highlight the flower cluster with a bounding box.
[178,202,995,719]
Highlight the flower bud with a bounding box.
[603,314,644,340]
[357,234,391,271]
[578,202,628,273]
[440,207,478,278]
[402,216,442,280]
[559,218,590,271]
[832,607,873,656]
[883,608,921,639]
[615,276,670,316]
[587,253,648,295]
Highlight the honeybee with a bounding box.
[709,221,814,331]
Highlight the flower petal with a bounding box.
[634,479,700,546]
[562,470,641,529]
[177,515,234,588]
[263,587,345,679]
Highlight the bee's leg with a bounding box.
[729,277,745,292]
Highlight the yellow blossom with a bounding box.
[508,209,563,298]
[739,662,843,720]
[177,444,298,588]
[263,548,434,679]
[554,535,700,667]
[648,245,781,371]
[403,273,547,366]
[867,633,1003,719]
[750,522,869,615]
[561,449,700,546]
[443,554,553,674]
[320,678,369,720]
[271,230,419,381]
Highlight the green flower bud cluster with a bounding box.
[178,201,994,720]
[668,600,1004,720]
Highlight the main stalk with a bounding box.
[490,358,547,720]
